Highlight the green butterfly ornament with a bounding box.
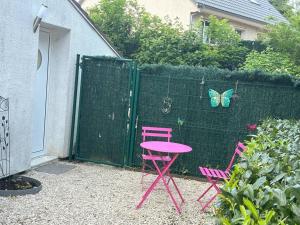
[208,89,234,108]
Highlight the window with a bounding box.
[235,29,244,37]
[201,20,210,43]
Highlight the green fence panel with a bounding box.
[131,65,300,176]
[75,56,134,166]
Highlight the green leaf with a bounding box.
[252,176,267,190]
[291,204,300,217]
[220,217,231,225]
[264,210,275,224]
[240,205,247,218]
[270,173,286,184]
[243,198,259,220]
[273,188,287,206]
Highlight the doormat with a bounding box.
[35,162,76,175]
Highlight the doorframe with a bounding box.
[32,28,51,159]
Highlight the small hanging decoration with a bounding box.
[199,76,205,100]
[232,80,239,99]
[208,89,234,108]
[161,75,173,114]
[177,117,185,126]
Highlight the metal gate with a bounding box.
[71,56,137,166]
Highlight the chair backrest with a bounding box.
[225,142,246,173]
[142,126,172,142]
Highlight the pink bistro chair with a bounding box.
[141,126,172,189]
[197,142,246,211]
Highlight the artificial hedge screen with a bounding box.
[76,56,300,176]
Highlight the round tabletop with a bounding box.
[140,141,192,154]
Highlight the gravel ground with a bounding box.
[0,161,217,225]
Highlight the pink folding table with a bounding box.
[136,141,192,214]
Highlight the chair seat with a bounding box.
[199,167,228,179]
[142,154,171,161]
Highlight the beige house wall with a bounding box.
[80,0,99,10]
[138,0,198,28]
[79,0,199,28]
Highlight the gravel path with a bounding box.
[0,161,216,225]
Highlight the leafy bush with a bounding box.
[205,16,241,46]
[88,0,144,57]
[134,18,207,66]
[240,40,267,52]
[242,48,300,77]
[216,119,300,225]
[262,13,300,66]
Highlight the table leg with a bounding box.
[169,176,185,203]
[159,165,182,213]
[136,153,183,214]
[136,154,177,209]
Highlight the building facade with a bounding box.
[0,0,119,176]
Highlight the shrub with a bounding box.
[261,13,300,66]
[242,48,300,77]
[216,119,300,225]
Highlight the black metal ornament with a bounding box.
[161,75,173,114]
[0,96,10,178]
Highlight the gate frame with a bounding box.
[68,55,139,167]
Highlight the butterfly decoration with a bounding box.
[208,89,234,108]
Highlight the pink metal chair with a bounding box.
[141,126,172,189]
[197,142,246,211]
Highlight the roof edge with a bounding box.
[195,1,288,25]
[200,5,269,25]
[68,0,121,57]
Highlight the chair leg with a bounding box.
[201,192,219,212]
[141,160,146,190]
[197,178,221,211]
[197,183,214,202]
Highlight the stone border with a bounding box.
[0,176,42,197]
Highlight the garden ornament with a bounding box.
[161,75,172,114]
[208,89,234,108]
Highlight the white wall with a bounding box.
[0,0,118,175]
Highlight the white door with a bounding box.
[32,31,50,158]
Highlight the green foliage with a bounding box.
[216,119,300,225]
[240,40,267,52]
[206,16,241,46]
[200,16,249,70]
[88,0,300,75]
[88,1,248,70]
[140,64,300,88]
[268,0,294,18]
[134,18,206,66]
[88,0,143,57]
[242,48,300,77]
[262,13,300,66]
